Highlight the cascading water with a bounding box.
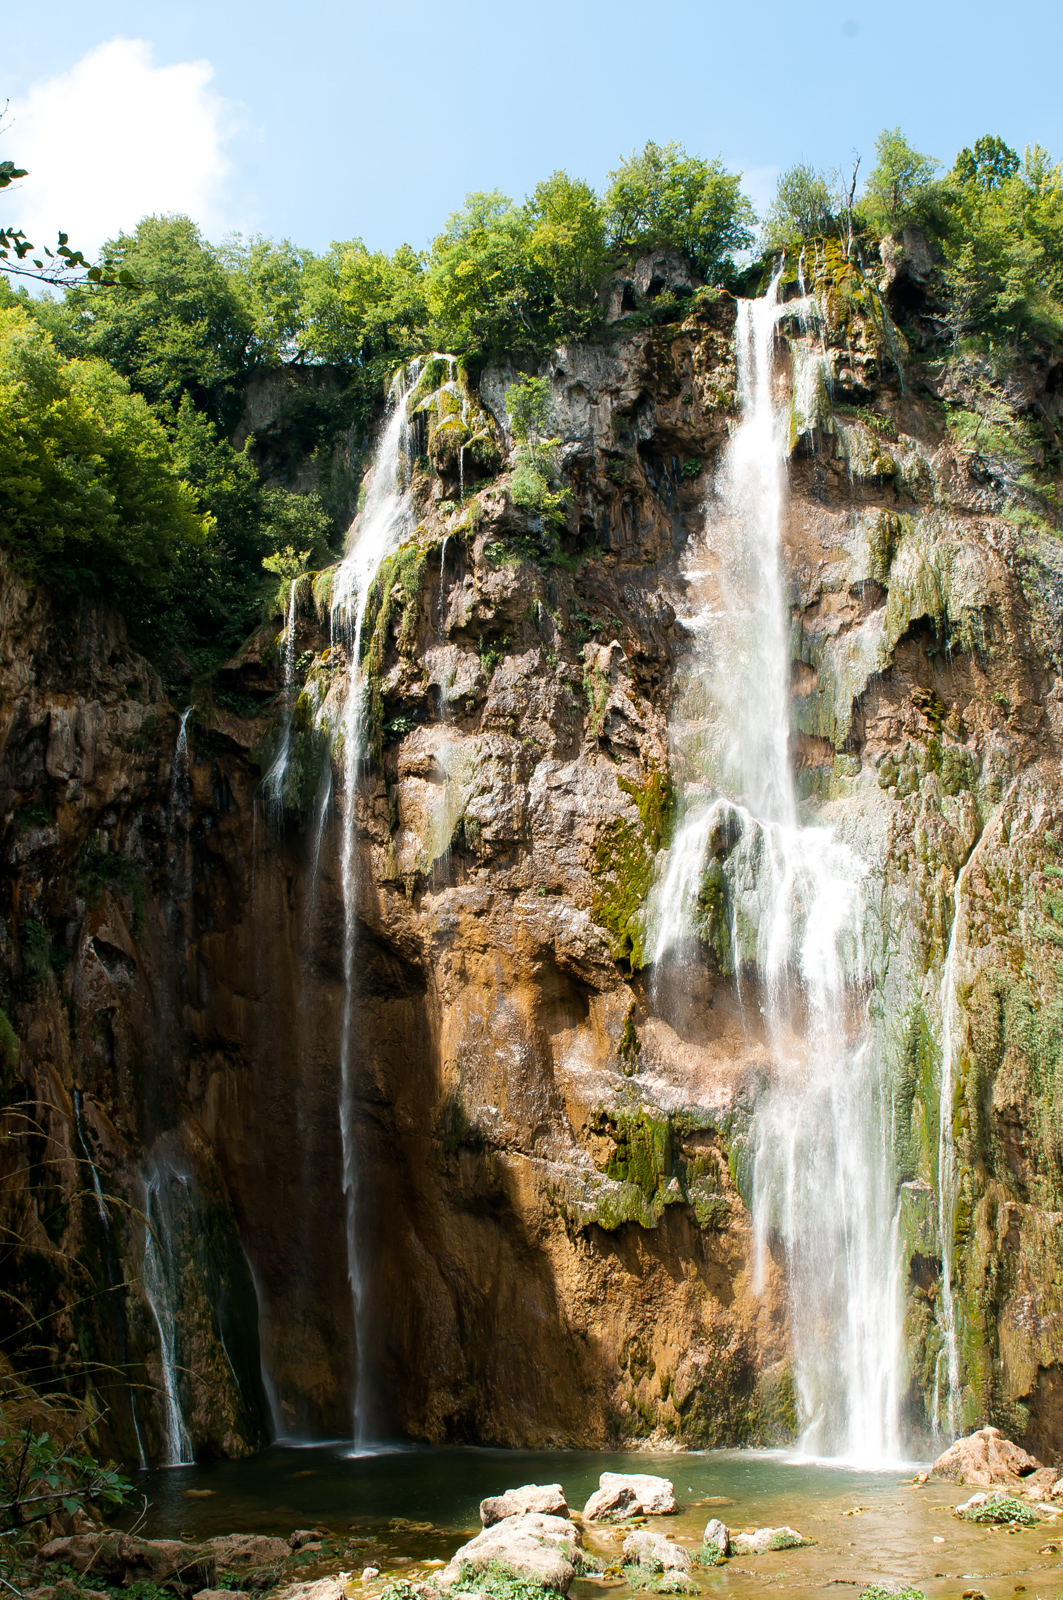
[651,269,904,1464]
[932,800,1006,1437]
[329,360,420,1444]
[263,579,299,814]
[73,1091,148,1467]
[141,1159,194,1466]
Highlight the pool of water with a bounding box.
[120,1444,1063,1600]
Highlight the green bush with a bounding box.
[957,1494,1037,1525]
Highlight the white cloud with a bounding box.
[6,38,236,262]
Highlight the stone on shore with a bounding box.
[621,1530,691,1571]
[272,1581,348,1600]
[582,1473,678,1521]
[205,1536,291,1565]
[40,1534,216,1593]
[441,1512,581,1592]
[480,1484,568,1527]
[703,1518,730,1555]
[730,1526,805,1555]
[929,1425,1041,1486]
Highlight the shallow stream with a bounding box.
[119,1446,1063,1600]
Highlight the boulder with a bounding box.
[39,1535,216,1594]
[480,1484,568,1527]
[440,1512,582,1592]
[703,1518,730,1556]
[205,1536,291,1565]
[929,1426,1041,1486]
[621,1531,690,1572]
[272,1582,347,1600]
[582,1473,677,1521]
[730,1527,804,1556]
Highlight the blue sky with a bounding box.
[5,0,1063,260]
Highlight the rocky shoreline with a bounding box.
[22,1438,1063,1600]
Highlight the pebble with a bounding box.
[360,1570,379,1583]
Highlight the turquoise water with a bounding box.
[122,1444,1063,1600]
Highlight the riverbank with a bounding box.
[33,1447,1055,1600]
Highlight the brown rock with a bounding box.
[480,1484,568,1526]
[206,1536,291,1565]
[929,1425,1041,1485]
[39,1534,216,1593]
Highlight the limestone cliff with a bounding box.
[3,249,1063,1462]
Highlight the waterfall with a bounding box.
[933,800,1006,1438]
[73,1091,148,1467]
[935,864,967,1439]
[330,360,419,1444]
[651,269,903,1465]
[263,579,299,814]
[141,1159,194,1466]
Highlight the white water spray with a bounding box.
[330,361,419,1443]
[651,270,904,1464]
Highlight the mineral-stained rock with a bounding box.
[480,1484,568,1526]
[583,1473,678,1521]
[440,1512,582,1591]
[40,1535,216,1593]
[930,1425,1041,1485]
[702,1518,730,1554]
[621,1530,691,1571]
[730,1527,804,1555]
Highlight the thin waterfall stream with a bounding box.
[651,271,904,1465]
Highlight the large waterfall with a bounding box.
[329,361,420,1445]
[652,271,905,1464]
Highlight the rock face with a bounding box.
[480,1484,568,1526]
[930,1425,1041,1484]
[4,259,1063,1462]
[440,1513,582,1592]
[583,1473,678,1520]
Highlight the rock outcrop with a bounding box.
[930,1425,1041,1484]
[439,1513,583,1592]
[480,1485,568,1526]
[583,1473,678,1521]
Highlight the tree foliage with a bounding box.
[863,127,939,231]
[603,140,755,280]
[0,308,206,606]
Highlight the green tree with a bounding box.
[863,127,939,231]
[426,191,537,359]
[303,239,428,372]
[222,234,312,362]
[524,171,608,332]
[953,135,1021,191]
[763,162,835,248]
[938,144,1063,347]
[603,140,754,280]
[54,215,256,430]
[0,307,206,606]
